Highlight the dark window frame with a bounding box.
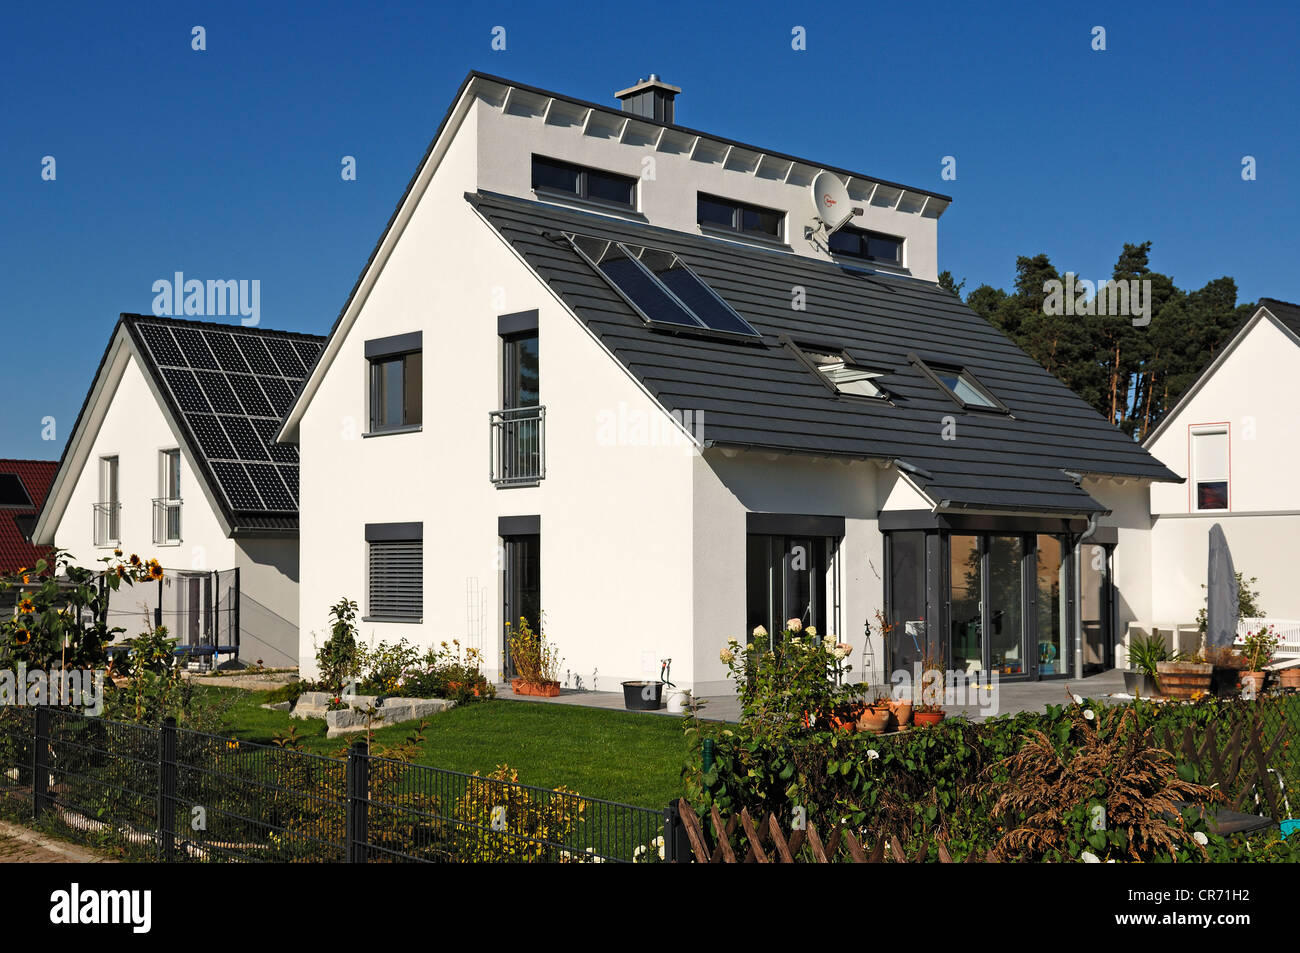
[531,155,637,210]
[909,353,1010,414]
[696,192,786,241]
[366,337,423,435]
[783,337,891,401]
[364,522,423,622]
[827,224,905,266]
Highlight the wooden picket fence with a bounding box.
[675,798,995,863]
[1160,719,1292,818]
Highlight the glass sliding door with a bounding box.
[949,535,982,676]
[1035,536,1067,676]
[1079,542,1112,675]
[987,536,1025,676]
[887,531,928,670]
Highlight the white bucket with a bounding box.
[664,686,692,713]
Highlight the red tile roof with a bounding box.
[0,459,58,574]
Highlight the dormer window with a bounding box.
[532,155,636,210]
[829,225,904,266]
[697,193,784,241]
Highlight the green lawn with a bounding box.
[213,687,691,808]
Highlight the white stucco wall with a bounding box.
[296,100,700,688]
[1146,316,1300,621]
[1085,478,1153,655]
[690,450,884,695]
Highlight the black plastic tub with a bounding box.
[622,680,663,710]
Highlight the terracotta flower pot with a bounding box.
[857,709,891,734]
[1279,669,1300,690]
[512,678,561,697]
[1241,671,1267,694]
[888,699,913,728]
[913,710,946,727]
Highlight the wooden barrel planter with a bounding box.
[1156,661,1213,700]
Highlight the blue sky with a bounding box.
[2,0,1297,460]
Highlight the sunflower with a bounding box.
[17,598,35,614]
[14,630,30,645]
[129,554,140,566]
[113,548,123,557]
[147,561,164,581]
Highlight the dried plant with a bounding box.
[982,705,1218,862]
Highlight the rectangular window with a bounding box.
[1192,427,1229,510]
[532,155,636,209]
[887,531,927,670]
[828,225,904,265]
[366,523,423,621]
[368,351,422,433]
[696,193,784,240]
[95,456,120,547]
[155,449,182,544]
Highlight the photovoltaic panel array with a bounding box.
[133,320,325,517]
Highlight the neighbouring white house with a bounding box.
[33,314,324,669]
[279,70,1181,695]
[1144,298,1300,636]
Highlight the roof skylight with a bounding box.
[911,354,1008,413]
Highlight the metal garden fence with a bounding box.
[0,706,679,863]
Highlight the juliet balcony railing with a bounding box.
[152,497,183,545]
[93,502,121,548]
[490,405,546,487]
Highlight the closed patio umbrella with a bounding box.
[1205,523,1238,649]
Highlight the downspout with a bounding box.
[1072,505,1100,680]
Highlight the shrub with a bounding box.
[452,764,586,862]
[984,705,1215,862]
[506,617,560,685]
[315,598,361,693]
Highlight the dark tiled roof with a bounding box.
[121,316,325,532]
[0,459,57,572]
[1260,298,1300,337]
[469,191,1179,514]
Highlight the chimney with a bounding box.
[614,74,681,124]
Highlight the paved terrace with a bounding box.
[497,668,1129,723]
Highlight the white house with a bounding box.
[280,71,1180,694]
[1144,298,1300,630]
[34,314,324,669]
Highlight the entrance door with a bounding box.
[502,534,541,679]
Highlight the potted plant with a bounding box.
[1156,653,1214,700]
[1124,633,1173,697]
[912,650,946,726]
[1239,624,1279,695]
[507,617,561,697]
[857,704,890,733]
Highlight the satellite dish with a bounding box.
[810,171,854,235]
